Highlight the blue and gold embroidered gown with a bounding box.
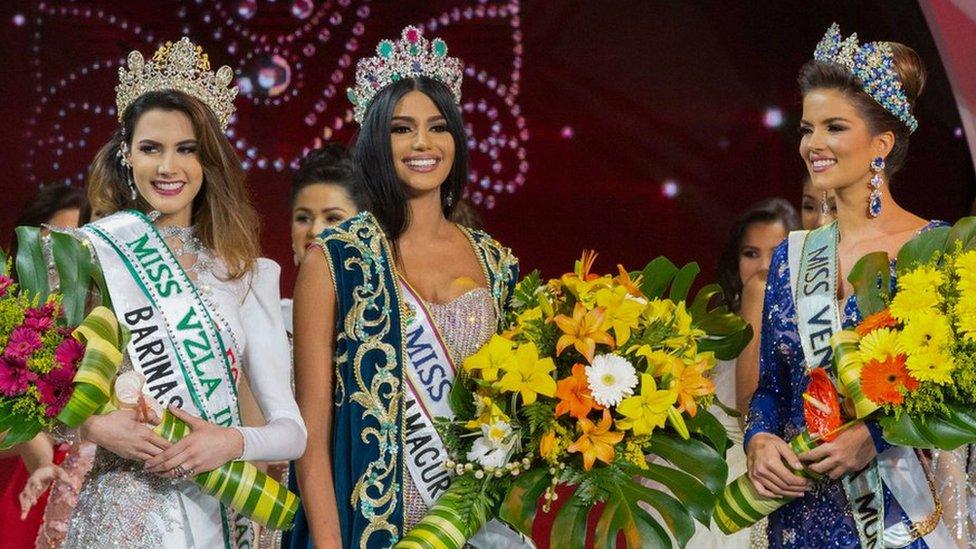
[285,212,518,549]
[744,222,946,548]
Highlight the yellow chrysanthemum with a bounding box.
[890,266,943,321]
[905,348,955,384]
[954,293,976,342]
[899,310,953,354]
[954,251,976,292]
[857,328,904,364]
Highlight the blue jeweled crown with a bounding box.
[347,26,463,125]
[813,23,918,133]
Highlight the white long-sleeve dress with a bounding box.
[63,252,307,549]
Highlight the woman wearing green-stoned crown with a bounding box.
[288,26,530,549]
[743,25,950,547]
[59,39,306,548]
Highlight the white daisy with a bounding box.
[586,353,638,407]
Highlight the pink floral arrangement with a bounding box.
[0,273,85,434]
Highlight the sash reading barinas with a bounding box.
[76,210,254,549]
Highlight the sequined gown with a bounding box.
[744,224,944,548]
[61,229,306,549]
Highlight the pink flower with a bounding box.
[36,365,75,417]
[0,355,30,396]
[0,275,12,297]
[4,326,43,360]
[25,302,57,320]
[23,314,54,332]
[54,337,85,369]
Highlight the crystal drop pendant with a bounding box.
[869,190,882,218]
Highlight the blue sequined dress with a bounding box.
[744,222,945,548]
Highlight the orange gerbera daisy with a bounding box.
[555,363,603,420]
[855,308,898,337]
[860,354,918,406]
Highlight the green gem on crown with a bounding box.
[377,40,394,58]
[433,38,447,57]
[346,89,358,104]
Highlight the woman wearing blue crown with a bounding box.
[289,26,531,549]
[54,38,307,548]
[744,24,951,548]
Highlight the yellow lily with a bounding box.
[560,250,611,304]
[554,303,615,363]
[497,343,557,404]
[462,334,515,382]
[464,394,510,430]
[630,346,684,377]
[595,286,645,348]
[567,410,625,471]
[665,302,704,353]
[615,374,676,436]
[668,354,715,417]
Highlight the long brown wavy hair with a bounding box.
[87,90,259,279]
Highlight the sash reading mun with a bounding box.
[399,279,456,507]
[79,210,254,548]
[788,224,950,548]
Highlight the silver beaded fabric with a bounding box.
[402,288,496,532]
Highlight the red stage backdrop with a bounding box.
[1,1,973,295]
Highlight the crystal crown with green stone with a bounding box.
[347,25,463,124]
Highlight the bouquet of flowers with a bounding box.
[715,217,976,534]
[0,228,299,530]
[398,252,751,549]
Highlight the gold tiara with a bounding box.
[115,37,238,131]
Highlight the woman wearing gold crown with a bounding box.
[744,24,951,548]
[53,38,307,548]
[288,26,530,549]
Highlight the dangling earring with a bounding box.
[868,156,885,218]
[445,191,454,208]
[117,141,138,201]
[820,191,830,216]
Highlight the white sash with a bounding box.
[77,210,254,548]
[399,279,456,506]
[398,279,534,548]
[787,226,950,548]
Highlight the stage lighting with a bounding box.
[762,106,784,129]
[661,179,680,199]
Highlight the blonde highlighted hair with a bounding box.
[87,90,259,279]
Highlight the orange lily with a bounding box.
[539,430,559,461]
[554,303,615,363]
[567,409,624,470]
[555,363,603,420]
[668,354,715,417]
[614,265,645,299]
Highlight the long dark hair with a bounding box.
[717,198,800,312]
[351,77,468,248]
[798,43,926,177]
[87,89,260,279]
[291,142,364,209]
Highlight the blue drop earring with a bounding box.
[868,156,885,218]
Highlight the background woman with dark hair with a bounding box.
[688,197,799,547]
[290,26,527,548]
